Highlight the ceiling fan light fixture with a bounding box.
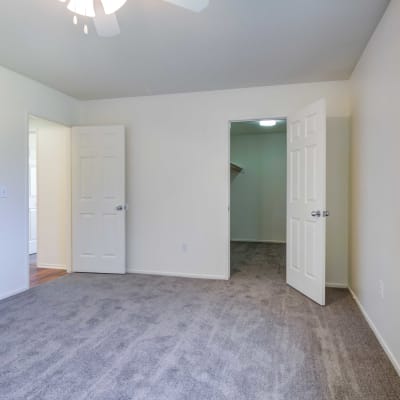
[100,0,128,15]
[67,0,95,17]
[60,0,208,38]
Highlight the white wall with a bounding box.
[326,118,350,287]
[0,66,77,300]
[78,81,351,281]
[0,65,350,299]
[350,0,400,374]
[230,131,287,243]
[30,117,70,270]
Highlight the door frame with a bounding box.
[25,113,73,288]
[28,128,37,255]
[227,115,287,279]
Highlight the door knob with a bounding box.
[115,205,126,211]
[311,211,321,218]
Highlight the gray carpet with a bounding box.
[0,242,399,400]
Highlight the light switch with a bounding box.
[0,186,8,198]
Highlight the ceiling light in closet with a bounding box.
[259,120,277,127]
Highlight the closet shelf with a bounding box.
[230,162,243,173]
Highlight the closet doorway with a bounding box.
[230,119,287,282]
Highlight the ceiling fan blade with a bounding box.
[100,0,127,15]
[93,13,120,37]
[162,0,209,12]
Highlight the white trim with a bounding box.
[25,114,31,300]
[128,268,228,281]
[349,287,400,376]
[37,263,67,270]
[326,282,348,288]
[231,239,286,244]
[0,287,28,301]
[227,122,231,280]
[65,129,72,273]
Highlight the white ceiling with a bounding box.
[0,0,389,100]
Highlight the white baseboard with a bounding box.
[127,268,228,281]
[349,287,400,376]
[326,282,348,288]
[231,239,286,244]
[37,263,67,270]
[0,286,28,301]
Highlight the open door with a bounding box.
[287,99,327,305]
[72,126,126,274]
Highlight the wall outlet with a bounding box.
[379,280,385,300]
[0,186,8,198]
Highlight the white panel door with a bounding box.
[72,126,126,274]
[28,131,38,254]
[287,99,327,305]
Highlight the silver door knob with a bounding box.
[311,211,321,218]
[115,205,125,211]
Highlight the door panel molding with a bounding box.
[287,99,326,305]
[72,126,126,274]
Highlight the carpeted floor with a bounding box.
[0,242,399,400]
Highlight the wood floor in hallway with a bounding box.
[29,254,67,288]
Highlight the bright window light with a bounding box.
[259,120,277,127]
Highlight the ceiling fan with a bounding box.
[59,0,210,37]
